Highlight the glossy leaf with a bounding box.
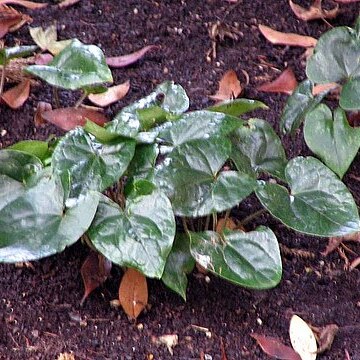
[207,98,268,117]
[126,144,158,181]
[189,227,282,289]
[0,45,37,65]
[52,127,135,198]
[0,173,99,262]
[161,234,195,300]
[156,137,256,217]
[106,81,189,138]
[231,118,287,180]
[304,105,360,178]
[88,192,176,278]
[26,39,113,90]
[8,140,51,162]
[280,80,326,135]
[256,157,360,237]
[306,25,360,110]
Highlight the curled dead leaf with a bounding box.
[257,67,298,95]
[80,251,112,306]
[41,107,107,131]
[88,80,130,107]
[119,268,148,320]
[1,79,30,109]
[259,24,317,47]
[106,45,159,68]
[0,0,47,9]
[289,0,339,21]
[209,69,242,102]
[0,5,22,38]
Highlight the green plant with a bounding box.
[1,77,359,302]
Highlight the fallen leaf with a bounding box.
[259,24,317,48]
[1,79,30,109]
[312,82,339,96]
[322,232,360,256]
[251,333,302,360]
[349,256,360,270]
[289,315,317,360]
[0,5,22,38]
[80,251,112,305]
[34,53,53,65]
[57,353,75,360]
[311,324,339,354]
[152,334,178,355]
[34,101,52,126]
[57,0,80,8]
[41,107,107,131]
[0,0,47,9]
[88,81,130,107]
[29,25,57,51]
[257,68,298,95]
[119,268,148,320]
[220,337,228,360]
[289,0,339,21]
[106,45,159,68]
[216,217,237,233]
[209,69,242,102]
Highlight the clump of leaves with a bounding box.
[1,75,359,318]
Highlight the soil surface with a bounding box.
[1,1,360,359]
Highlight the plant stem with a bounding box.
[74,90,87,108]
[212,212,217,231]
[240,208,267,226]
[182,217,189,234]
[221,209,231,233]
[53,87,60,108]
[0,64,6,96]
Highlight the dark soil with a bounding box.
[1,1,360,359]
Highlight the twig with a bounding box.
[239,208,267,226]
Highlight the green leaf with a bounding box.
[256,157,360,237]
[0,150,43,182]
[156,137,256,217]
[208,98,268,117]
[0,173,99,262]
[304,105,360,178]
[137,106,170,131]
[83,120,123,143]
[162,234,195,300]
[339,77,360,110]
[8,140,51,162]
[88,192,176,278]
[0,45,37,65]
[231,118,287,180]
[106,81,188,138]
[25,39,113,90]
[189,227,282,289]
[127,144,158,181]
[52,127,135,198]
[158,110,243,147]
[280,80,326,135]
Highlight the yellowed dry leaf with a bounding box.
[119,268,148,320]
[259,24,317,48]
[0,0,47,9]
[289,0,339,21]
[88,81,130,107]
[257,67,298,95]
[1,79,30,109]
[209,69,242,102]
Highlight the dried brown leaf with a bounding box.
[80,252,112,305]
[259,24,317,47]
[1,78,30,109]
[34,101,52,127]
[57,0,80,8]
[257,67,298,95]
[88,81,130,107]
[0,5,22,38]
[106,45,159,68]
[251,333,302,360]
[119,268,148,320]
[0,0,47,9]
[312,82,339,96]
[209,69,242,102]
[34,53,53,65]
[41,107,107,131]
[323,232,360,256]
[311,324,339,354]
[289,0,339,21]
[216,217,237,233]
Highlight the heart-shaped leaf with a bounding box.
[0,171,99,262]
[306,25,360,110]
[87,192,175,278]
[304,104,360,178]
[52,127,135,198]
[161,234,195,300]
[156,136,256,217]
[189,226,282,289]
[256,157,360,237]
[26,39,113,90]
[231,118,287,180]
